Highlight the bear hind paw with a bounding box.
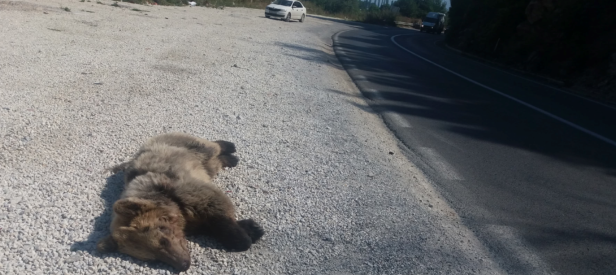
[238,219,264,243]
[219,154,239,168]
[214,140,236,154]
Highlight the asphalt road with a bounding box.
[332,24,616,275]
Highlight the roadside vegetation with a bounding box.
[446,0,616,103]
[394,0,446,18]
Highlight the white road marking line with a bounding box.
[384,112,412,128]
[391,35,616,148]
[419,147,464,180]
[436,40,616,111]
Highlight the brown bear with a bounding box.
[96,133,264,271]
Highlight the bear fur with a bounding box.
[96,133,264,271]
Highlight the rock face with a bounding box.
[447,0,616,102]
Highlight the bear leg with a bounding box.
[207,215,254,252]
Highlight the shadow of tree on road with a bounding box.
[292,15,616,275]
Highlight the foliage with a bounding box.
[393,0,447,18]
[362,8,397,26]
[446,0,616,99]
[310,0,361,15]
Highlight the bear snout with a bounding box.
[158,236,191,271]
[160,252,191,271]
[176,259,191,272]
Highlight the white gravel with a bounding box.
[1,1,504,274]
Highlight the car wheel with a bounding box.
[285,13,291,22]
[266,15,270,18]
[300,14,305,23]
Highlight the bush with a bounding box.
[311,0,360,15]
[446,0,616,100]
[394,0,447,18]
[363,9,397,26]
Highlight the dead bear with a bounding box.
[96,133,264,271]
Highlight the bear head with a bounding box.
[97,197,191,271]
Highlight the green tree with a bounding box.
[423,0,447,13]
[312,0,361,14]
[394,0,447,18]
[394,0,419,17]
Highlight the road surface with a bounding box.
[332,24,616,275]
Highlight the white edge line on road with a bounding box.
[391,34,616,148]
[432,39,616,111]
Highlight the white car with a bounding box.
[265,0,306,22]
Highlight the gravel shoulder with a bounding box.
[1,1,503,274]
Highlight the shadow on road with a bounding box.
[295,15,616,275]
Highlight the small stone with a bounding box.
[64,255,80,263]
[10,197,22,205]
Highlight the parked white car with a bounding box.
[265,0,307,22]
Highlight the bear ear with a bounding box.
[96,235,118,253]
[113,198,157,218]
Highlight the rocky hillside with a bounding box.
[447,0,616,103]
